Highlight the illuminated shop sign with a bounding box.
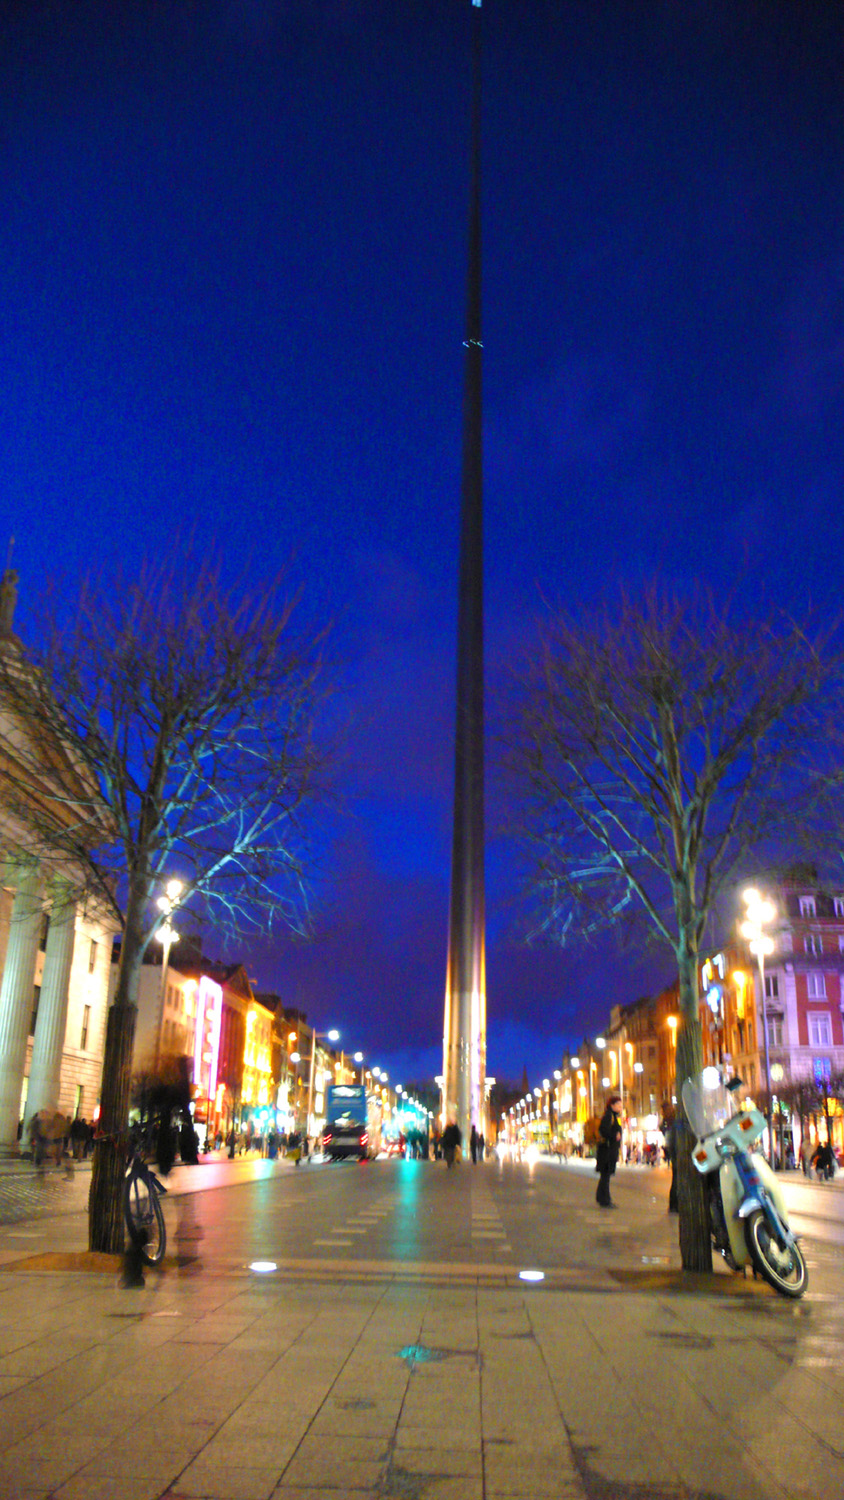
[193,975,223,1103]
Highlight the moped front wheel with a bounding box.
[744,1209,807,1298]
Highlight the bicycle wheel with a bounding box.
[744,1209,807,1299]
[124,1165,166,1265]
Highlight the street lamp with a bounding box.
[741,887,777,1163]
[306,1027,339,1140]
[153,878,183,1071]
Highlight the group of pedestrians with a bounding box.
[27,1110,94,1168]
[439,1118,487,1168]
[800,1135,837,1180]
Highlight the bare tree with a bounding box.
[511,588,836,1271]
[0,557,329,1252]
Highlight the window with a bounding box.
[808,1013,833,1048]
[766,1016,783,1047]
[805,934,821,956]
[30,985,40,1037]
[74,1084,84,1115]
[839,936,844,955]
[765,974,779,1000]
[800,896,816,918]
[38,913,49,952]
[88,939,98,974]
[807,972,827,999]
[814,1056,832,1085]
[748,1063,756,1091]
[835,897,844,918]
[80,1005,90,1050]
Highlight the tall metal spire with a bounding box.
[442,0,486,1142]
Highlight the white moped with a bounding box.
[682,1073,808,1299]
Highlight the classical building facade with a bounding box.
[0,571,117,1147]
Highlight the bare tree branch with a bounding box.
[507,584,842,1271]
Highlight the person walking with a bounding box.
[595,1095,623,1208]
[470,1123,479,1164]
[442,1118,462,1169]
[660,1103,678,1214]
[800,1133,814,1178]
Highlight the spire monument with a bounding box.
[442,0,486,1142]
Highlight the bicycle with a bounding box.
[123,1144,168,1265]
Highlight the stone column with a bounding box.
[26,892,77,1122]
[0,866,43,1149]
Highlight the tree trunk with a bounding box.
[675,943,712,1273]
[88,889,145,1254]
[88,1001,136,1252]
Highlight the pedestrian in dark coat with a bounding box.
[595,1096,623,1208]
[470,1124,479,1164]
[442,1120,462,1169]
[660,1103,678,1214]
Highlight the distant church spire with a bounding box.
[442,0,486,1140]
[0,568,19,638]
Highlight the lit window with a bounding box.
[800,896,817,917]
[808,1013,832,1048]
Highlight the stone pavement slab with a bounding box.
[0,1156,839,1498]
[0,1265,838,1500]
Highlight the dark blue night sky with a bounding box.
[3,1,844,1087]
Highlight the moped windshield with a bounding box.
[682,1077,735,1141]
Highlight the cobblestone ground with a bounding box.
[0,1167,90,1226]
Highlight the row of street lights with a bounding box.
[505,885,779,1159]
[151,874,382,1140]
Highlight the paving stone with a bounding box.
[172,1461,284,1500]
[279,1455,385,1489]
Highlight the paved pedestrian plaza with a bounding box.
[0,1154,840,1500]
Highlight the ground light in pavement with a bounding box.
[248,1260,278,1273]
[518,1268,545,1282]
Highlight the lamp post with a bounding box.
[741,888,776,1164]
[307,1027,339,1141]
[569,1056,580,1140]
[588,1054,597,1117]
[153,878,183,1072]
